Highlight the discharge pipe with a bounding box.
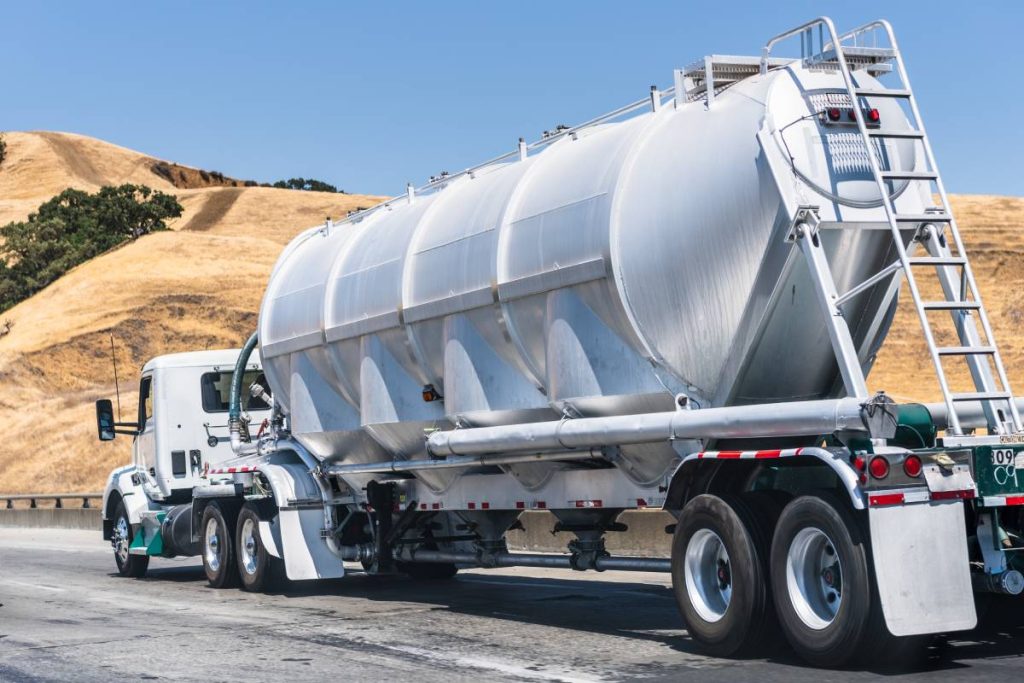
[229,332,260,455]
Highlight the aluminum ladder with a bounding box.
[764,18,1023,437]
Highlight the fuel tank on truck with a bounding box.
[258,59,932,495]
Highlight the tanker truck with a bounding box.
[96,17,1024,668]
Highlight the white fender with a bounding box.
[102,465,152,528]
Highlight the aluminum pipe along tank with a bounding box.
[427,397,872,457]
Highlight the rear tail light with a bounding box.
[827,107,841,122]
[903,455,923,478]
[869,456,890,480]
[867,108,880,123]
[848,109,858,122]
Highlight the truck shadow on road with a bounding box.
[139,563,1024,677]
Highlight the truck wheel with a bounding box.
[112,500,149,578]
[396,561,459,580]
[671,494,775,656]
[202,503,239,589]
[235,503,285,592]
[770,493,871,667]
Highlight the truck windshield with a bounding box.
[200,371,270,413]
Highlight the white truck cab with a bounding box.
[98,350,269,536]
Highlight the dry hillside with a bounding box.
[0,132,384,492]
[0,132,1021,494]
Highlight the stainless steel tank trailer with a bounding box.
[97,17,1024,668]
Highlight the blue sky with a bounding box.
[3,1,1022,197]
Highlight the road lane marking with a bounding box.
[378,643,604,682]
[0,579,65,593]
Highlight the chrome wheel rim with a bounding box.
[786,527,842,630]
[205,517,221,572]
[112,516,130,564]
[684,529,731,623]
[240,517,258,576]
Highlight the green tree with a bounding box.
[0,184,182,312]
[272,177,343,193]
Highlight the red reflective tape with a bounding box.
[754,450,782,459]
[467,502,476,510]
[515,501,525,510]
[481,502,490,510]
[432,502,441,510]
[716,451,742,459]
[420,503,427,510]
[930,489,976,501]
[1006,496,1024,506]
[636,498,648,508]
[535,501,546,509]
[869,493,905,507]
[227,467,237,473]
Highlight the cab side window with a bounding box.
[138,376,154,429]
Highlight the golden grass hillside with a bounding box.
[0,131,384,492]
[0,132,1021,493]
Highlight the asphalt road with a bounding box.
[1,528,1023,682]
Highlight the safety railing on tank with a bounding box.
[761,16,896,73]
[0,492,102,509]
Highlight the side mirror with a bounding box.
[96,399,116,441]
[96,399,138,440]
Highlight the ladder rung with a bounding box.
[907,256,966,266]
[880,171,937,181]
[855,88,911,98]
[951,392,1012,402]
[868,129,924,139]
[922,300,980,310]
[937,346,995,356]
[895,214,952,223]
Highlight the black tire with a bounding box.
[671,494,775,656]
[396,561,459,580]
[769,493,879,667]
[201,502,239,588]
[112,499,149,578]
[235,503,286,592]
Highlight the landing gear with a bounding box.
[112,499,149,578]
[202,502,239,588]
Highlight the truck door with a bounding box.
[134,374,157,476]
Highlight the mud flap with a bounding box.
[279,507,345,580]
[869,501,976,636]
